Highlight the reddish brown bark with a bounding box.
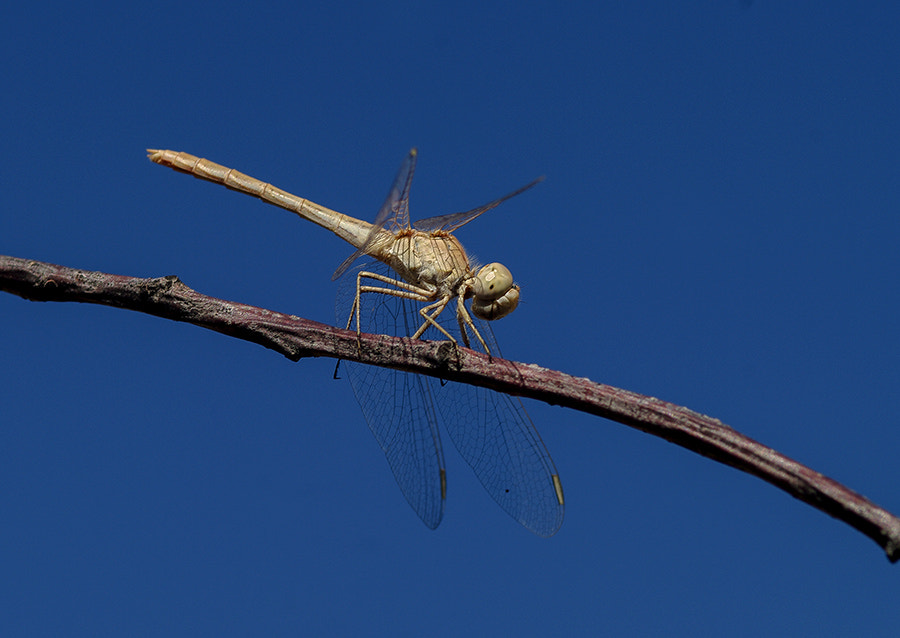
[2,254,899,562]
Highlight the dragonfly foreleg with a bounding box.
[455,306,472,349]
[455,294,491,355]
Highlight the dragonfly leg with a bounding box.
[455,310,472,349]
[347,271,438,352]
[411,296,458,345]
[343,271,468,349]
[456,294,491,356]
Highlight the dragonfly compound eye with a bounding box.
[472,263,519,320]
[473,263,514,302]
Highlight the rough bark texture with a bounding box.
[2,254,899,562]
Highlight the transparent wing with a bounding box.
[413,176,544,233]
[332,149,418,280]
[336,259,564,536]
[335,260,446,529]
[433,326,565,538]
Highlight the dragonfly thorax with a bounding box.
[384,230,473,297]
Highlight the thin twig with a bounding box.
[2,253,899,562]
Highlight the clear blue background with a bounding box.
[2,2,898,635]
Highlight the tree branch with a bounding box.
[3,254,899,562]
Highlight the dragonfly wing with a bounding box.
[428,324,565,538]
[335,260,446,529]
[332,149,418,280]
[401,278,564,536]
[414,176,544,233]
[337,259,563,536]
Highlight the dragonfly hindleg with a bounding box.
[346,270,445,347]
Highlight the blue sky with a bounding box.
[2,2,899,635]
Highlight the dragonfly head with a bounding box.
[471,262,520,321]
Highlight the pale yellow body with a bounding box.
[147,148,564,536]
[146,149,517,351]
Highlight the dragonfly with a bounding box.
[147,148,565,536]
